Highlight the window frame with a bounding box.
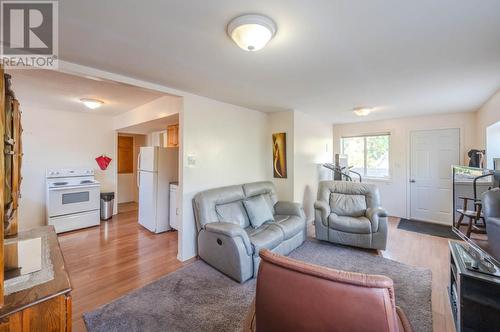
[340,132,392,181]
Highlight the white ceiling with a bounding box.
[58,0,500,123]
[10,69,165,116]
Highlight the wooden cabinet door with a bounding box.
[167,124,179,147]
[118,136,134,174]
[0,295,71,332]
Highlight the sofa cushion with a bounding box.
[242,182,278,214]
[215,201,250,228]
[330,193,367,217]
[193,184,246,230]
[328,214,372,234]
[273,215,305,240]
[243,195,275,228]
[246,224,284,256]
[274,215,289,223]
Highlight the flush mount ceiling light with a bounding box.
[80,98,104,110]
[353,107,373,117]
[227,14,277,51]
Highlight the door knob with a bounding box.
[409,179,416,183]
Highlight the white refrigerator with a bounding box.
[138,146,178,233]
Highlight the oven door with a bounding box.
[48,184,100,217]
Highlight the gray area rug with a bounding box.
[84,239,432,332]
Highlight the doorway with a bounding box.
[117,134,147,213]
[116,114,180,234]
[409,128,460,224]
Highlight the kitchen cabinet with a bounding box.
[167,124,179,148]
[118,136,134,173]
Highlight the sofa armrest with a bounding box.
[204,222,253,255]
[274,201,304,218]
[314,201,329,219]
[366,207,388,232]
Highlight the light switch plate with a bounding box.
[187,155,196,167]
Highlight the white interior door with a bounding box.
[410,129,460,224]
[138,171,157,232]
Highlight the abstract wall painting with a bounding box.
[272,132,287,178]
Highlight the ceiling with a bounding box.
[11,69,165,116]
[58,0,500,123]
[119,113,179,135]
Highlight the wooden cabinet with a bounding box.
[0,295,71,332]
[167,124,179,148]
[0,227,72,332]
[117,136,134,174]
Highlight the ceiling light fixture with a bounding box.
[353,107,373,117]
[80,98,104,110]
[227,14,277,51]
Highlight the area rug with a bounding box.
[84,239,432,332]
[398,218,461,240]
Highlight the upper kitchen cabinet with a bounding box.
[167,124,179,148]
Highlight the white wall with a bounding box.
[147,130,167,147]
[20,107,116,230]
[332,111,477,218]
[293,111,333,222]
[476,91,500,166]
[179,95,269,261]
[117,174,135,203]
[486,122,500,169]
[268,111,294,201]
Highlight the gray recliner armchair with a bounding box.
[193,181,306,283]
[314,181,388,250]
[482,188,500,261]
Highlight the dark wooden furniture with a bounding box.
[0,226,72,331]
[0,65,24,308]
[3,72,23,238]
[449,241,500,332]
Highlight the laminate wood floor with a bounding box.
[58,203,187,332]
[59,209,456,332]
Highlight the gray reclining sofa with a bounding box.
[193,181,306,283]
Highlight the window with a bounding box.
[341,134,390,179]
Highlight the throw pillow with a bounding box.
[243,195,275,228]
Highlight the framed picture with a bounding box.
[272,132,287,178]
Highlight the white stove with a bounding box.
[46,168,101,233]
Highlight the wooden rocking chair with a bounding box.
[455,173,492,238]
